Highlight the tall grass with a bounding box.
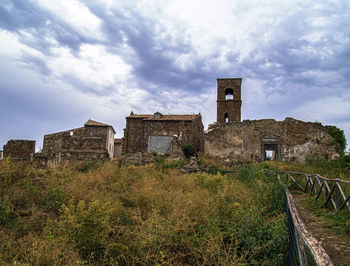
[0,158,287,265]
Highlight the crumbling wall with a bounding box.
[3,140,35,161]
[124,117,204,155]
[204,118,340,163]
[43,126,110,165]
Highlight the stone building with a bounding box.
[205,78,342,162]
[42,119,115,165]
[3,140,35,161]
[123,112,204,155]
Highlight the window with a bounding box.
[225,88,234,100]
[70,131,73,136]
[224,113,229,123]
[90,130,93,137]
[154,112,162,118]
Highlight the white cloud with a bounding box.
[34,0,105,40]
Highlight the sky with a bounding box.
[1,0,350,151]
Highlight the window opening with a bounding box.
[224,113,229,123]
[70,131,73,136]
[90,130,93,137]
[225,88,234,100]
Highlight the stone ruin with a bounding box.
[1,78,344,166]
[204,78,342,163]
[3,140,35,161]
[123,112,204,155]
[205,118,340,163]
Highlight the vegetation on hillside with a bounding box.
[259,156,350,180]
[0,158,288,265]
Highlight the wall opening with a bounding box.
[224,113,229,123]
[70,131,73,136]
[90,130,93,137]
[263,143,278,161]
[225,88,234,100]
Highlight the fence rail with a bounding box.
[225,168,348,265]
[283,183,333,266]
[265,170,350,212]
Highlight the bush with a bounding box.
[328,126,346,156]
[56,200,113,261]
[75,161,102,173]
[0,201,18,229]
[182,144,197,159]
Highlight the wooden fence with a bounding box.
[269,170,350,212]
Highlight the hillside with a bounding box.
[0,158,288,265]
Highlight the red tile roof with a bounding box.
[127,113,201,121]
[84,119,116,133]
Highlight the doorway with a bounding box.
[263,143,279,161]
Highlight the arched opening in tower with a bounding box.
[225,88,234,100]
[224,113,229,123]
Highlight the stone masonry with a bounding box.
[205,77,342,163]
[123,112,204,155]
[3,140,35,161]
[217,78,242,123]
[42,119,115,165]
[205,118,341,163]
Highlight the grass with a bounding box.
[301,193,350,239]
[258,156,350,180]
[0,158,288,265]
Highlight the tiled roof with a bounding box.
[84,119,116,133]
[127,113,201,121]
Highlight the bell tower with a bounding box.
[217,78,242,124]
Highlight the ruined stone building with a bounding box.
[204,78,342,162]
[123,112,204,155]
[3,140,35,161]
[41,119,115,165]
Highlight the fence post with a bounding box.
[335,182,339,210]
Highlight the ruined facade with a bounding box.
[205,78,342,163]
[41,119,115,165]
[123,112,204,155]
[3,140,35,161]
[205,118,340,163]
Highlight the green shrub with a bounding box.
[56,200,113,261]
[328,126,346,156]
[44,188,66,214]
[182,144,197,159]
[0,201,18,229]
[75,161,102,173]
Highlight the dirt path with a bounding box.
[291,192,350,266]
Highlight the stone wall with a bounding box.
[205,118,340,163]
[43,126,112,165]
[217,78,242,123]
[124,114,204,155]
[3,140,35,160]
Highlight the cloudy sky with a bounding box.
[1,0,350,151]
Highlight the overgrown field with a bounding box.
[0,158,288,265]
